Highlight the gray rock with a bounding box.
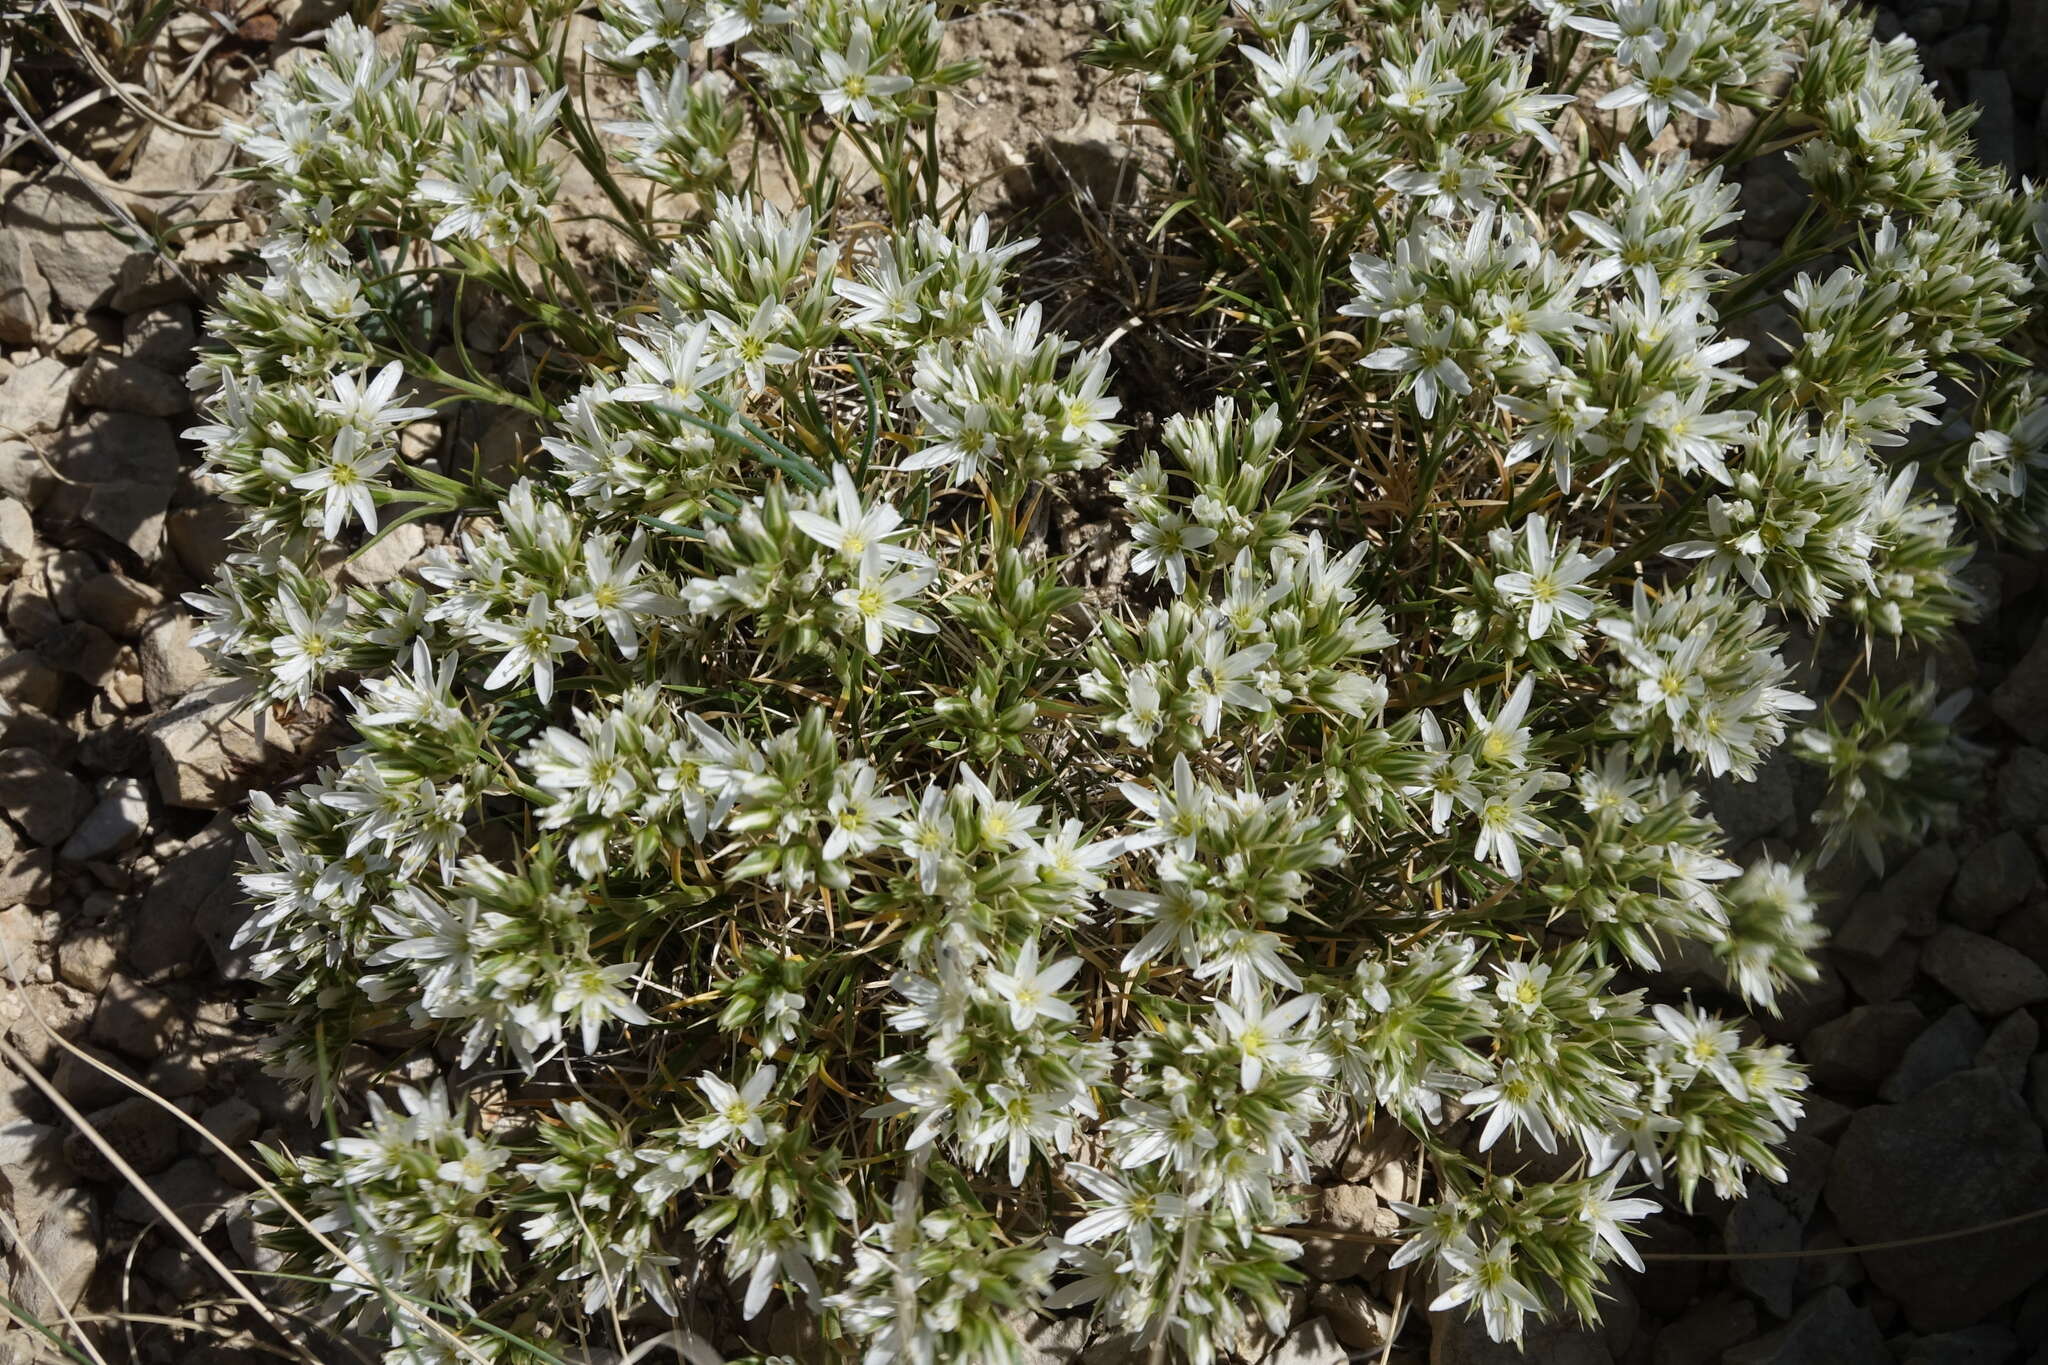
[1922,925,2048,1014]
[139,609,209,706]
[2010,0,2048,101]
[1880,1003,1986,1102]
[1977,1009,2039,1091]
[0,219,50,344]
[0,354,73,441]
[0,499,30,582]
[198,1096,260,1149]
[1933,22,1992,66]
[133,812,246,980]
[0,747,88,846]
[120,304,195,373]
[1803,1001,1926,1092]
[111,1154,233,1228]
[89,973,178,1060]
[1297,1183,1383,1281]
[0,176,140,312]
[37,620,119,685]
[43,410,178,562]
[1651,1295,1756,1365]
[0,441,50,510]
[1995,623,2048,747]
[1308,1282,1393,1352]
[54,926,120,993]
[50,1041,138,1111]
[1708,751,1797,847]
[1263,1318,1345,1365]
[73,573,162,639]
[72,352,189,417]
[6,1187,98,1324]
[1948,832,2039,931]
[340,520,428,589]
[63,1092,179,1179]
[1727,1175,1804,1318]
[165,495,242,581]
[0,649,63,712]
[1724,1287,1887,1365]
[1739,154,1811,243]
[1897,1324,2020,1365]
[1999,901,2048,974]
[59,777,148,863]
[146,679,278,811]
[109,252,194,313]
[1837,843,1955,959]
[1998,748,2048,827]
[1827,1068,2048,1330]
[1758,958,1846,1044]
[0,829,54,906]
[2033,1054,2048,1131]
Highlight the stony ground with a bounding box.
[1,3,2047,1364]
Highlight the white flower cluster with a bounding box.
[192,0,2045,1361]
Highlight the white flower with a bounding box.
[1362,308,1470,419]
[1575,1171,1661,1271]
[832,545,939,652]
[551,960,654,1052]
[1429,1240,1546,1344]
[270,592,349,698]
[824,763,905,860]
[791,465,932,565]
[476,591,578,703]
[1062,1164,1186,1262]
[561,533,682,657]
[1210,992,1319,1091]
[1651,1003,1749,1098]
[695,1064,778,1147]
[1494,514,1611,639]
[289,426,391,539]
[813,22,912,123]
[983,940,1082,1030]
[1130,511,1217,593]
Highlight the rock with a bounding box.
[146,680,279,811]
[139,609,209,705]
[43,410,178,562]
[131,812,243,979]
[1922,926,2048,1014]
[1994,623,2048,746]
[1651,1295,1756,1365]
[2,981,94,1070]
[2014,0,2048,101]
[1264,1317,1345,1365]
[0,830,54,907]
[1998,748,2048,827]
[2000,901,2048,974]
[0,649,63,712]
[121,304,195,373]
[1948,832,2038,931]
[63,1092,179,1179]
[89,974,178,1060]
[59,777,149,862]
[111,1154,233,1228]
[1964,74,2016,173]
[1726,1176,1804,1318]
[165,495,242,581]
[1739,154,1812,243]
[2034,1054,2048,1130]
[1976,1009,2038,1090]
[1826,1069,2048,1330]
[108,252,194,313]
[1803,1001,1925,1093]
[0,440,52,509]
[340,520,428,589]
[73,573,162,639]
[0,701,71,760]
[37,620,120,684]
[0,221,50,344]
[1297,1183,1384,1281]
[1880,1003,1986,1102]
[0,747,89,845]
[0,175,140,311]
[1707,752,1797,847]
[1836,843,1955,958]
[54,927,120,993]
[1724,1287,1887,1365]
[0,499,29,582]
[1757,958,1846,1044]
[6,1187,98,1324]
[199,1096,259,1149]
[50,1042,138,1111]
[0,354,73,441]
[1898,1324,2020,1365]
[1934,23,1992,66]
[72,352,189,417]
[1309,1282,1393,1352]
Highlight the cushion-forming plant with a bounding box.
[189,0,2044,1359]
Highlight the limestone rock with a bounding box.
[73,352,189,417]
[59,777,149,863]
[139,608,209,706]
[73,573,162,639]
[1265,1317,1345,1365]
[1723,1287,1886,1365]
[146,680,279,810]
[4,1187,98,1324]
[0,355,73,441]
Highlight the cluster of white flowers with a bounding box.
[194,0,2046,1361]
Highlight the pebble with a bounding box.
[1948,831,2039,931]
[0,746,89,845]
[89,973,179,1060]
[1263,1318,1347,1365]
[1803,1001,1926,1093]
[1724,1287,1886,1365]
[1879,1003,1985,1103]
